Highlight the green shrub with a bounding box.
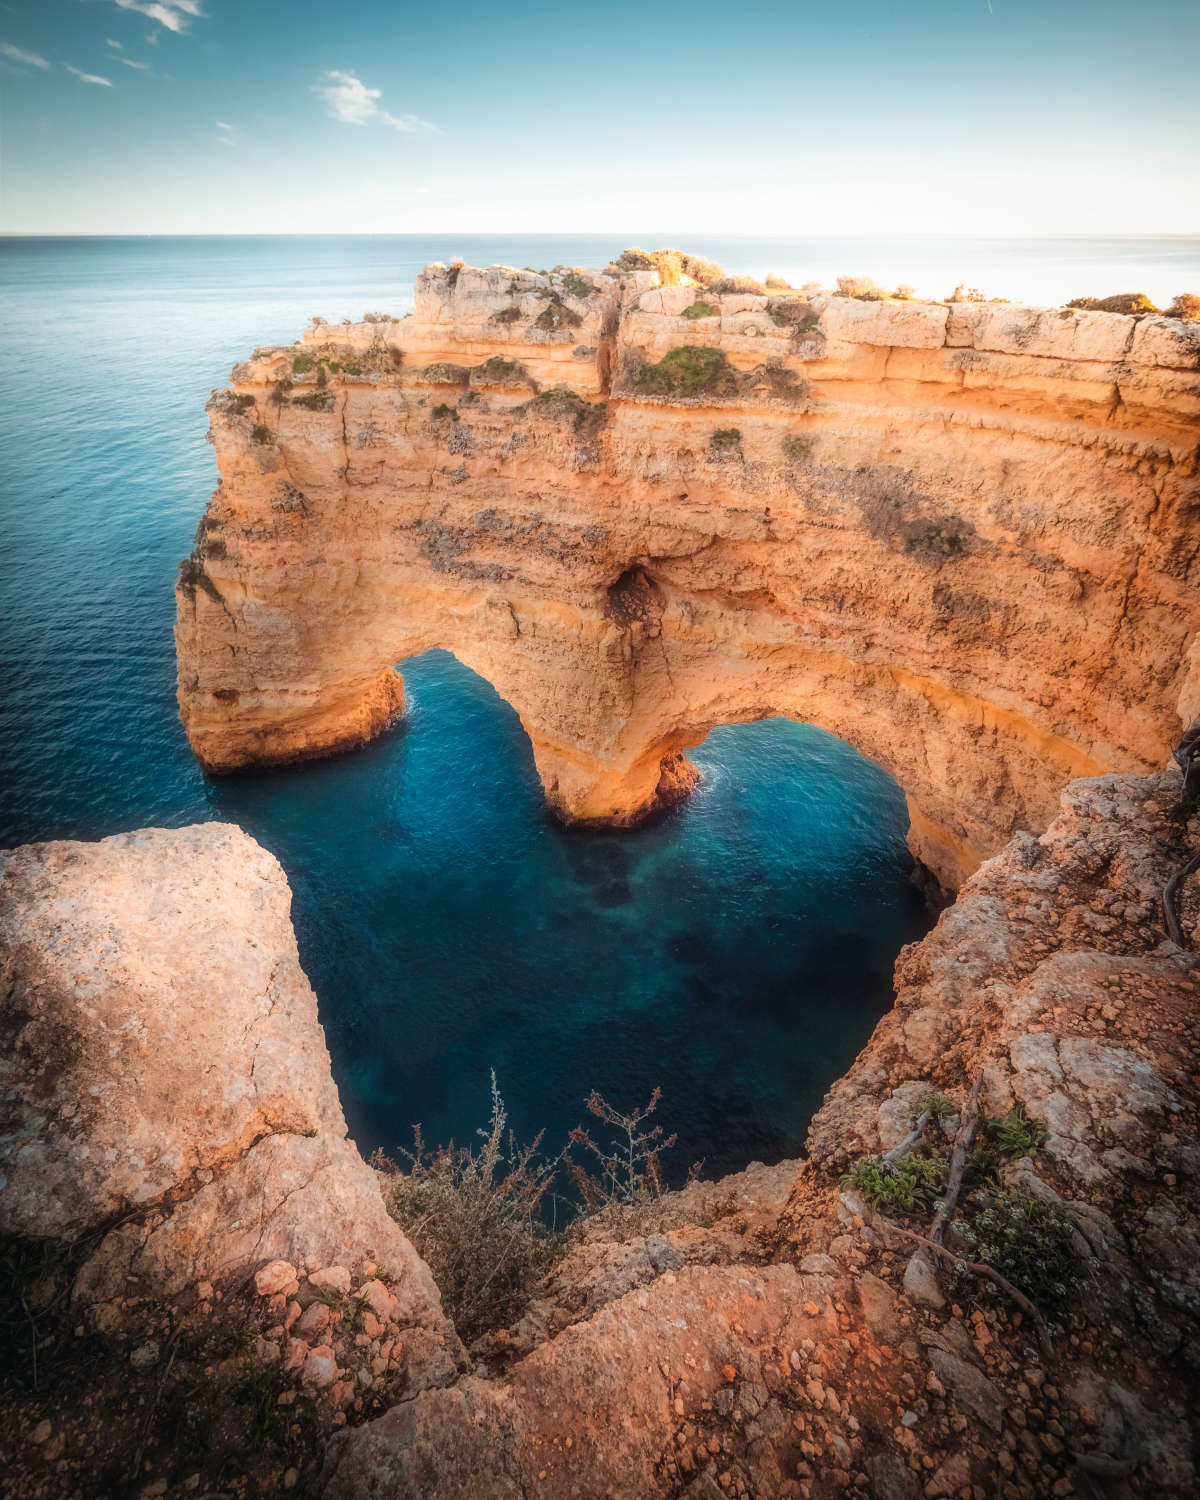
[535,297,584,333]
[226,392,255,415]
[842,1154,949,1212]
[472,355,533,387]
[422,362,471,385]
[682,300,717,320]
[1066,292,1159,315]
[292,390,335,412]
[981,1105,1050,1157]
[608,248,727,288]
[959,1191,1084,1322]
[250,424,273,445]
[767,299,820,336]
[561,272,595,300]
[632,345,741,401]
[492,306,522,325]
[765,272,792,291]
[709,427,742,449]
[913,1092,957,1125]
[292,350,317,374]
[782,433,815,464]
[520,386,607,440]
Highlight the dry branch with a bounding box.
[931,1073,984,1244]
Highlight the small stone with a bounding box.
[359,1279,400,1323]
[722,1365,737,1382]
[196,1281,214,1303]
[32,1420,52,1444]
[130,1340,160,1371]
[295,1301,332,1341]
[254,1260,296,1297]
[362,1312,384,1339]
[308,1265,352,1299]
[282,1337,307,1374]
[282,1469,299,1490]
[803,1301,820,1318]
[301,1345,338,1389]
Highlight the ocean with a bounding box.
[1,234,1195,1178]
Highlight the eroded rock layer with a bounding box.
[6,767,1194,1494]
[176,262,1200,887]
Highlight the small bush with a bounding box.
[842,1154,949,1213]
[913,1092,957,1125]
[767,299,820,336]
[292,351,317,374]
[569,1087,678,1207]
[292,390,335,412]
[431,403,458,422]
[947,285,988,303]
[782,433,814,464]
[377,1075,564,1343]
[981,1105,1050,1158]
[765,272,792,291]
[1165,292,1199,322]
[520,386,607,440]
[836,275,887,301]
[1067,292,1160,315]
[492,306,523,325]
[682,300,717,320]
[561,271,595,300]
[534,297,583,333]
[226,392,255,416]
[709,427,742,450]
[709,275,766,296]
[632,345,741,401]
[893,284,917,301]
[250,424,273,445]
[959,1191,1084,1322]
[362,311,397,323]
[472,355,533,387]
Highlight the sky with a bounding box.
[0,0,1197,235]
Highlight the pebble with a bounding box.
[308,1265,352,1299]
[301,1345,338,1389]
[254,1260,297,1297]
[130,1340,160,1371]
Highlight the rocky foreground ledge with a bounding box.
[2,771,1198,1497]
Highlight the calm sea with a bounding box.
[2,235,1193,1177]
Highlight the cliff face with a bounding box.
[4,774,1196,1496]
[176,263,1200,887]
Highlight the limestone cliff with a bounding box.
[175,262,1200,889]
[2,774,1197,1496]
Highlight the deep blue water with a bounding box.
[5,235,1191,1177]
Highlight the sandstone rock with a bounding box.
[177,264,1199,893]
[294,1301,332,1341]
[302,1345,338,1389]
[903,1250,945,1310]
[0,825,459,1394]
[308,1265,352,1299]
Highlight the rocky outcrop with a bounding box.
[318,767,1200,1499]
[3,771,1198,1495]
[0,824,457,1366]
[176,262,1200,887]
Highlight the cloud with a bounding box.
[107,38,123,49]
[216,120,238,147]
[1,42,51,69]
[65,65,114,87]
[314,71,438,133]
[113,0,205,34]
[118,57,152,69]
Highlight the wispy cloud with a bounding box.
[107,38,123,49]
[113,0,205,34]
[65,65,114,87]
[216,120,238,147]
[1,42,51,69]
[314,71,438,133]
[118,57,152,70]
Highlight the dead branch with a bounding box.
[898,1227,1054,1360]
[881,1110,931,1168]
[1163,849,1200,949]
[931,1073,984,1244]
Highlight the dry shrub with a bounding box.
[1067,292,1159,315]
[836,275,887,301]
[764,272,792,291]
[1165,292,1200,322]
[709,275,767,296]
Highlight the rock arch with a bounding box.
[176,261,1200,890]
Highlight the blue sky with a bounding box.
[1,0,1197,234]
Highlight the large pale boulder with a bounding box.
[0,824,451,1356]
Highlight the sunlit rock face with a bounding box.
[175,262,1200,889]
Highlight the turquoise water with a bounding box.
[7,234,1189,1175]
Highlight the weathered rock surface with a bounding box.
[3,774,1198,1496]
[176,261,1200,887]
[0,823,455,1369]
[321,768,1199,1498]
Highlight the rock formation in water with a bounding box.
[176,262,1200,888]
[2,769,1198,1496]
